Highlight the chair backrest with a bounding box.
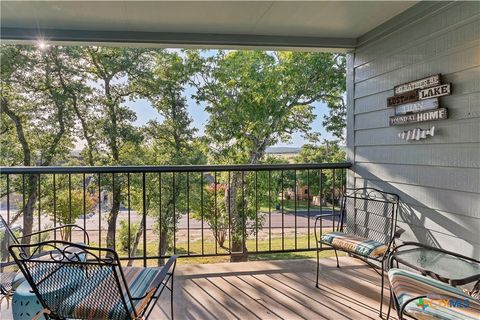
[339,188,399,245]
[9,241,138,320]
[0,215,20,257]
[0,215,22,294]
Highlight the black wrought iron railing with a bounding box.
[0,163,351,266]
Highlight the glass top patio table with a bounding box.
[391,242,480,286]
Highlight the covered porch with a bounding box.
[1,1,479,319]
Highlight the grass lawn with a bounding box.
[259,200,335,213]
[100,234,341,266]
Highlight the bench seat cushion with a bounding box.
[320,231,387,258]
[388,268,480,320]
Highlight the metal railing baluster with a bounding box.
[98,173,101,250]
[68,174,72,232]
[187,171,190,256]
[281,170,284,251]
[228,171,231,253]
[37,174,41,243]
[241,171,245,253]
[159,172,162,259]
[294,170,297,250]
[255,171,258,253]
[268,170,271,252]
[201,171,204,255]
[307,169,310,249]
[214,171,218,255]
[83,173,86,244]
[127,173,131,259]
[142,172,147,267]
[53,174,56,240]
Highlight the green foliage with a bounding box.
[295,141,346,203]
[118,219,140,253]
[189,50,346,163]
[191,183,229,249]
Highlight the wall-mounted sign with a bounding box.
[394,74,441,95]
[388,74,451,127]
[387,91,418,107]
[418,83,451,100]
[394,98,438,115]
[398,126,435,141]
[390,108,448,126]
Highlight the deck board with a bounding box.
[1,257,395,319]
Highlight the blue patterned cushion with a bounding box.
[320,231,388,258]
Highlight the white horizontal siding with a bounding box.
[354,162,480,193]
[355,17,480,82]
[355,144,480,168]
[349,1,480,256]
[355,1,479,67]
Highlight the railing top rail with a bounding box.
[0,162,352,174]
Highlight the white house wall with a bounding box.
[347,1,480,256]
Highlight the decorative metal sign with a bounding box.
[394,74,441,95]
[390,108,448,126]
[398,126,435,141]
[394,98,439,115]
[418,83,451,100]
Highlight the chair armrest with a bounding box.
[19,224,90,244]
[314,214,342,244]
[394,227,405,238]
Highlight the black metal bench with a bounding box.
[314,187,403,316]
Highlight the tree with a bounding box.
[1,45,86,243]
[295,142,346,205]
[190,50,346,260]
[128,50,205,265]
[43,188,96,240]
[81,47,151,255]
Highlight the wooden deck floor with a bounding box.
[1,257,395,320]
[155,256,394,320]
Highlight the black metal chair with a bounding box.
[314,187,404,316]
[0,214,90,308]
[9,240,176,320]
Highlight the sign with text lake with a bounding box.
[389,108,448,126]
[418,83,451,100]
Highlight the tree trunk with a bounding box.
[157,230,169,266]
[127,214,145,267]
[106,181,122,257]
[22,175,37,246]
[228,172,248,262]
[1,98,35,247]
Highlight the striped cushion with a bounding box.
[388,268,480,320]
[59,266,165,319]
[320,231,387,258]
